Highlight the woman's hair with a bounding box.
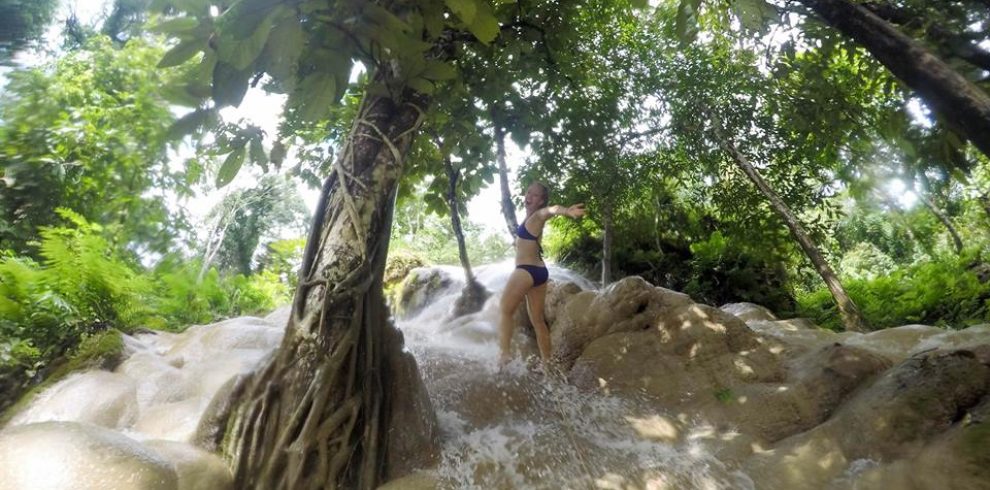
[531,181,549,207]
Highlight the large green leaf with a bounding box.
[731,0,777,34]
[158,39,204,68]
[216,144,247,188]
[408,77,435,94]
[166,109,213,140]
[445,0,477,25]
[220,0,283,39]
[262,14,304,86]
[212,61,251,107]
[217,5,281,70]
[249,137,268,169]
[149,17,200,35]
[293,72,336,122]
[467,0,500,45]
[422,60,457,81]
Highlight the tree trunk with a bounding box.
[443,156,490,317]
[222,67,438,489]
[708,110,869,332]
[490,104,518,239]
[799,0,990,158]
[918,191,964,253]
[601,200,614,286]
[444,157,475,283]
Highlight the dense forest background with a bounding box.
[2,0,989,416]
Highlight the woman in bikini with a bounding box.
[498,181,586,369]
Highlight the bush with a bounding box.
[797,253,990,331]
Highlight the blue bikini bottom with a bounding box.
[516,264,549,287]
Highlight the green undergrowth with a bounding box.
[797,254,990,331]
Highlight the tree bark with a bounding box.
[222,65,438,489]
[800,0,990,158]
[490,104,518,239]
[914,173,964,254]
[443,157,475,283]
[443,156,490,317]
[708,110,869,332]
[601,199,614,286]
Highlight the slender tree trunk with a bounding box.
[799,0,990,158]
[490,104,518,239]
[443,156,490,317]
[601,200,614,286]
[708,110,869,332]
[443,157,475,282]
[222,66,439,489]
[918,192,964,254]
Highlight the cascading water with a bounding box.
[395,260,754,489]
[4,260,989,489]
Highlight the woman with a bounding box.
[498,181,586,370]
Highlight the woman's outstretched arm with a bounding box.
[539,203,586,220]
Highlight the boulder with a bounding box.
[743,348,990,489]
[384,326,441,480]
[0,421,178,490]
[720,302,777,323]
[568,304,890,443]
[551,276,692,368]
[512,280,584,339]
[393,267,458,320]
[143,440,233,490]
[9,371,138,429]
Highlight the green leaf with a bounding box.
[212,61,251,108]
[217,145,247,188]
[221,0,282,39]
[407,77,435,95]
[249,137,268,167]
[422,60,457,80]
[158,39,204,68]
[293,72,336,122]
[731,0,777,33]
[150,17,200,35]
[467,0,499,44]
[166,109,212,140]
[216,5,280,70]
[363,3,411,34]
[445,0,477,25]
[262,14,304,84]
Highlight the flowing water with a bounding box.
[396,261,754,489]
[6,261,987,489]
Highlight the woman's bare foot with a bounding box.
[498,352,512,372]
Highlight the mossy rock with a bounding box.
[0,328,125,427]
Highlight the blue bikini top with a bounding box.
[517,216,544,258]
[517,218,539,240]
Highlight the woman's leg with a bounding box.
[499,268,534,366]
[526,282,551,364]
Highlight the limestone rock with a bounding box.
[9,371,138,429]
[0,421,178,490]
[513,280,584,339]
[144,440,233,490]
[394,267,457,320]
[551,276,692,368]
[384,326,440,480]
[743,348,990,489]
[720,302,777,323]
[569,308,889,443]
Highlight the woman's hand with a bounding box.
[566,203,586,219]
